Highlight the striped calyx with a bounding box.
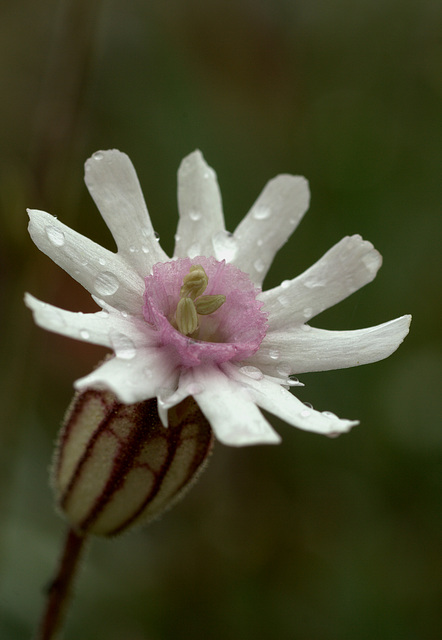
[52,389,214,536]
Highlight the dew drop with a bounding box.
[212,230,238,262]
[129,245,136,253]
[141,245,150,254]
[280,279,291,289]
[253,258,265,273]
[239,366,264,380]
[98,257,106,266]
[189,210,202,222]
[269,349,280,360]
[154,231,160,242]
[188,243,201,258]
[277,295,290,308]
[303,307,313,319]
[93,151,104,161]
[301,409,311,418]
[304,402,314,409]
[322,411,337,419]
[109,331,136,359]
[80,329,90,340]
[253,206,271,220]
[303,276,325,289]
[276,362,291,377]
[256,238,264,247]
[45,225,65,247]
[94,271,119,296]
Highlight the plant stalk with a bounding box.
[34,527,88,640]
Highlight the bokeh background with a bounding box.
[1,0,441,638]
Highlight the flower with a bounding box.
[26,149,411,446]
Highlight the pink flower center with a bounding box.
[143,256,267,367]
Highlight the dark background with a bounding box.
[1,1,441,638]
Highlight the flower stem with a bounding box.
[34,527,88,640]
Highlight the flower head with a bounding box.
[26,150,411,446]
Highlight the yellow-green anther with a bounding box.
[180,265,208,300]
[176,297,198,335]
[194,295,226,315]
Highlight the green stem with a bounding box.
[34,527,88,640]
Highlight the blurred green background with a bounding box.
[1,0,441,638]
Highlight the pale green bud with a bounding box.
[52,389,213,536]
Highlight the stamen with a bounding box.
[180,264,208,300]
[195,295,226,315]
[176,297,198,335]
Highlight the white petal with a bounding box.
[248,315,412,375]
[84,150,169,272]
[260,235,382,329]
[190,366,281,446]
[75,347,179,404]
[28,209,145,316]
[225,363,357,436]
[24,293,156,350]
[232,175,310,285]
[174,150,226,258]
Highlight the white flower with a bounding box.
[25,150,411,446]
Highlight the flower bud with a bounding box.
[52,389,214,536]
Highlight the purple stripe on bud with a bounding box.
[52,389,214,536]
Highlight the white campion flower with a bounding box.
[25,149,411,447]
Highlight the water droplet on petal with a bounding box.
[109,331,136,359]
[269,349,280,360]
[129,245,136,253]
[304,276,325,289]
[253,258,265,273]
[93,151,104,161]
[154,231,160,242]
[277,295,290,307]
[301,409,311,418]
[46,226,65,247]
[188,243,201,259]
[189,210,201,221]
[80,329,90,340]
[142,245,150,254]
[253,206,271,220]
[212,230,238,262]
[276,362,291,376]
[281,280,291,289]
[303,307,313,319]
[98,257,106,266]
[94,271,119,296]
[322,411,337,419]
[239,366,264,380]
